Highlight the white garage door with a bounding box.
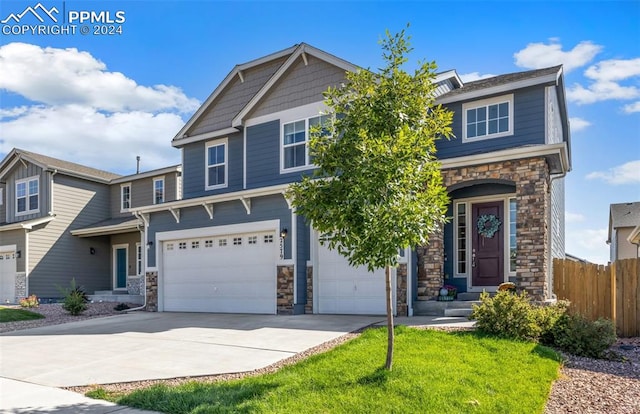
[162,230,277,313]
[0,251,17,304]
[317,242,388,315]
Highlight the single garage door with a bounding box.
[0,251,16,304]
[317,241,387,315]
[162,230,278,313]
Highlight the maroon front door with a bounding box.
[472,201,504,286]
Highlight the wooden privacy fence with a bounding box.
[553,258,639,337]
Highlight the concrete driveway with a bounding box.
[0,312,383,387]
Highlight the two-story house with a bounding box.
[131,43,571,316]
[0,148,181,303]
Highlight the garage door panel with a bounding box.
[0,252,17,304]
[162,230,277,314]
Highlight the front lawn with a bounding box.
[0,307,44,323]
[89,326,561,413]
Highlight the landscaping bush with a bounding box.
[19,294,39,308]
[59,278,89,316]
[470,291,568,342]
[550,313,616,358]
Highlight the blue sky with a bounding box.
[1,0,639,264]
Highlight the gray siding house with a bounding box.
[607,202,640,261]
[131,43,571,316]
[0,149,181,303]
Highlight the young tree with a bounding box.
[288,28,453,370]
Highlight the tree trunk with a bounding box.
[385,265,394,370]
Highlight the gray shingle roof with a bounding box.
[610,202,640,229]
[16,149,121,182]
[441,65,562,99]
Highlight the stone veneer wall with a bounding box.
[145,271,158,312]
[15,272,26,303]
[127,276,143,295]
[277,265,295,314]
[396,263,408,316]
[416,157,551,301]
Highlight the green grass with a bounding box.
[0,307,44,322]
[88,326,561,414]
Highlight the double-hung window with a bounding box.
[16,177,39,215]
[463,95,513,141]
[153,178,164,204]
[206,138,227,190]
[121,184,131,210]
[282,114,330,172]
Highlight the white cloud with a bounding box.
[586,160,640,185]
[0,42,199,174]
[565,212,586,223]
[513,39,602,73]
[459,72,496,83]
[565,227,609,265]
[623,101,640,113]
[569,117,591,132]
[0,105,184,173]
[0,42,199,113]
[567,58,640,105]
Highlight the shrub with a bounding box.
[58,278,89,316]
[114,303,130,311]
[19,294,39,308]
[470,291,568,342]
[551,314,616,358]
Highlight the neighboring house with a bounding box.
[131,43,571,316]
[0,148,181,303]
[607,202,640,261]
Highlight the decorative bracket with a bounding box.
[169,207,181,223]
[240,197,251,214]
[301,52,308,66]
[282,191,293,209]
[202,203,214,220]
[238,70,244,83]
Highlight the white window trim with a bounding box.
[453,195,517,285]
[205,138,228,190]
[462,94,514,142]
[15,176,39,216]
[120,183,131,212]
[280,117,317,174]
[153,176,165,204]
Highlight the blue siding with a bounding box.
[147,194,291,266]
[182,132,243,199]
[246,120,314,189]
[436,87,546,159]
[294,216,310,313]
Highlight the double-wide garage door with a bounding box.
[317,242,387,315]
[163,230,277,314]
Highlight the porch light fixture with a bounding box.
[280,228,288,239]
[89,247,96,255]
[16,250,21,259]
[147,241,153,246]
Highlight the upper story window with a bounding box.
[16,176,39,215]
[153,177,165,204]
[121,183,131,211]
[281,114,330,172]
[206,138,227,190]
[462,94,513,142]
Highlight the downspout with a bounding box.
[126,211,148,312]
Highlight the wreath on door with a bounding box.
[477,214,502,238]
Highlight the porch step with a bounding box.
[413,300,480,317]
[89,292,144,305]
[457,292,482,301]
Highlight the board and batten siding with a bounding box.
[28,174,111,298]
[182,132,243,199]
[189,56,288,136]
[147,194,291,267]
[0,183,6,223]
[550,177,565,261]
[4,163,51,223]
[249,55,346,119]
[0,229,25,272]
[546,86,564,145]
[436,86,546,160]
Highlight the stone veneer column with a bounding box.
[514,158,550,300]
[305,265,313,314]
[145,271,158,312]
[15,272,26,303]
[396,263,408,316]
[416,228,444,300]
[277,265,295,315]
